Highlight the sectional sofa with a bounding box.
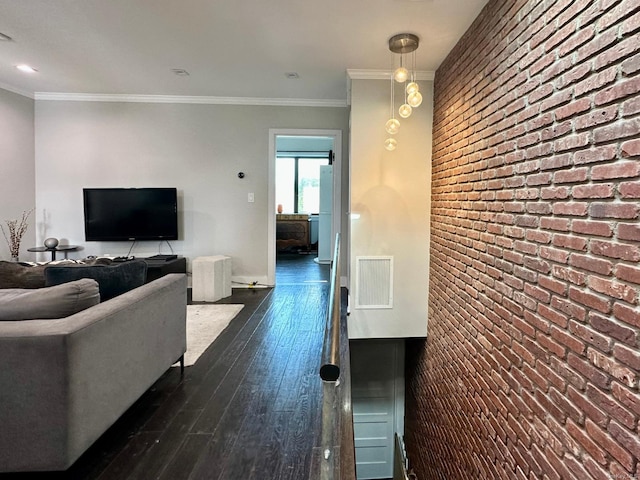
[0,269,187,472]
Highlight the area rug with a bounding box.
[175,304,244,367]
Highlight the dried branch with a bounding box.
[2,208,34,258]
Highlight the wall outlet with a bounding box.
[248,192,254,203]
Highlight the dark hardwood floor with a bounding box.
[2,254,331,479]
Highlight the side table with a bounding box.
[27,245,80,261]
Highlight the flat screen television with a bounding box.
[83,188,178,241]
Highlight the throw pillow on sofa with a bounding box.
[44,260,147,302]
[0,261,48,289]
[0,278,100,320]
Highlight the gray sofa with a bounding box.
[0,273,187,472]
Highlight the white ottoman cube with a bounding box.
[192,255,232,302]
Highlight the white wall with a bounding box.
[34,100,348,282]
[0,88,36,261]
[348,79,432,338]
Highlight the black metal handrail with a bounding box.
[320,233,341,381]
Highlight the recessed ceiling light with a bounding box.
[0,32,12,41]
[285,72,300,79]
[171,68,190,76]
[16,64,37,73]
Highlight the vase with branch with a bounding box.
[2,209,34,262]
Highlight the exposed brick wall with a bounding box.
[406,0,640,478]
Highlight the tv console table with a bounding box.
[143,256,187,284]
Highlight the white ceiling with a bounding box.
[0,0,488,103]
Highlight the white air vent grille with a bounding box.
[355,256,394,309]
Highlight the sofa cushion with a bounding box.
[0,278,100,320]
[44,260,147,302]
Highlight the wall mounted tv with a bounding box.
[83,188,178,241]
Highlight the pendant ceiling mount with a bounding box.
[388,33,419,54]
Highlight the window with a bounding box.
[276,155,329,214]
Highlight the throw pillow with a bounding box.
[0,261,48,289]
[44,260,148,301]
[0,278,100,321]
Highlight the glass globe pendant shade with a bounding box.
[385,118,400,135]
[399,103,412,118]
[406,82,419,95]
[384,138,398,151]
[393,67,409,83]
[407,91,423,107]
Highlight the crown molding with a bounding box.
[33,92,348,107]
[346,69,435,81]
[0,81,34,99]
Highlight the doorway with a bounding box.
[268,129,342,285]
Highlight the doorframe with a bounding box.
[268,128,343,285]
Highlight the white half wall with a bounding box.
[34,100,348,282]
[348,79,432,338]
[0,88,36,261]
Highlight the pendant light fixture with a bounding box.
[384,33,421,150]
[385,72,399,150]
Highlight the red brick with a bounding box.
[591,239,640,261]
[538,303,569,328]
[591,160,640,179]
[588,275,638,303]
[552,265,587,286]
[554,167,589,184]
[622,99,640,123]
[571,219,614,237]
[613,344,640,371]
[541,186,571,199]
[541,217,570,231]
[595,76,640,106]
[589,311,637,346]
[615,264,640,284]
[589,202,640,219]
[620,138,640,157]
[622,52,640,76]
[569,253,613,275]
[569,287,611,314]
[572,183,615,199]
[619,180,640,198]
[556,98,592,120]
[573,144,617,165]
[593,118,640,143]
[554,133,590,152]
[613,302,640,328]
[618,222,640,241]
[552,202,589,216]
